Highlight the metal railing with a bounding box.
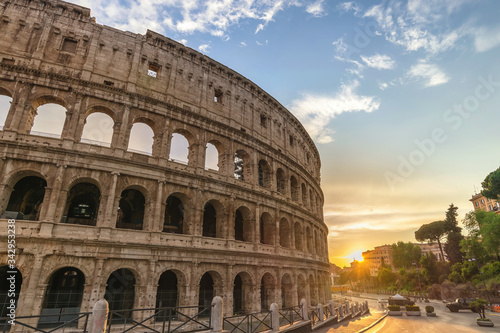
[278,305,303,327]
[1,312,91,333]
[223,311,272,333]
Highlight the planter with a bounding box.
[406,311,421,316]
[388,311,402,316]
[477,319,494,327]
[426,312,436,317]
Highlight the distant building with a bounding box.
[414,242,445,261]
[470,193,500,214]
[362,245,393,277]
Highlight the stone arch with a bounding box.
[0,89,13,129]
[309,190,315,212]
[258,159,272,188]
[279,217,291,248]
[276,168,286,195]
[234,205,253,242]
[156,269,184,308]
[308,274,317,306]
[0,266,22,318]
[290,176,299,201]
[294,222,304,251]
[205,139,225,172]
[63,180,101,226]
[164,194,187,234]
[41,267,85,315]
[301,183,307,205]
[198,271,224,311]
[297,274,306,302]
[117,186,147,230]
[169,129,195,165]
[234,149,251,181]
[81,105,115,146]
[128,121,155,155]
[202,199,225,238]
[4,174,47,221]
[105,268,136,315]
[260,272,275,311]
[260,212,275,245]
[281,273,293,308]
[233,271,253,315]
[306,226,313,253]
[29,95,67,137]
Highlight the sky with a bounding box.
[4,0,500,267]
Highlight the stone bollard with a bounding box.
[328,300,335,317]
[89,299,108,333]
[300,298,309,321]
[270,303,280,331]
[211,296,223,333]
[351,304,354,315]
[365,301,369,313]
[317,304,324,322]
[338,304,343,318]
[356,301,359,313]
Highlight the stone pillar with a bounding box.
[15,255,45,320]
[0,159,13,216]
[300,298,308,321]
[328,300,335,318]
[270,303,279,331]
[153,180,165,232]
[102,172,119,228]
[254,204,260,248]
[211,296,223,333]
[3,83,31,133]
[89,300,109,333]
[227,196,235,240]
[61,94,84,142]
[317,304,324,322]
[41,164,66,222]
[111,105,131,151]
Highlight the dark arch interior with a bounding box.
[42,267,84,310]
[117,189,145,230]
[156,270,178,308]
[105,269,135,315]
[198,273,214,311]
[202,203,217,237]
[164,196,184,233]
[233,274,243,315]
[234,209,244,241]
[65,182,100,226]
[5,176,46,220]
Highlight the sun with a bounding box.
[347,250,364,262]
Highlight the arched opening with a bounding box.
[281,274,293,308]
[306,227,313,253]
[169,133,189,164]
[234,152,244,180]
[105,269,135,315]
[294,223,304,251]
[313,230,318,255]
[198,273,214,312]
[203,201,222,238]
[276,168,286,195]
[63,182,100,226]
[30,103,66,138]
[164,195,184,234]
[297,275,306,303]
[309,190,315,212]
[279,218,291,248]
[5,176,46,221]
[234,206,253,242]
[81,112,114,147]
[127,122,154,155]
[233,274,243,315]
[233,272,252,315]
[301,184,307,205]
[260,273,274,311]
[0,266,22,322]
[258,160,271,188]
[205,142,219,171]
[309,275,317,306]
[260,212,275,245]
[117,189,145,230]
[41,267,84,322]
[156,270,178,308]
[0,94,12,129]
[290,176,299,201]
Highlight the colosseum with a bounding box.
[0,0,330,323]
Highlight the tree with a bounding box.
[415,221,447,261]
[463,210,500,261]
[444,204,464,264]
[378,266,396,286]
[420,252,440,284]
[481,166,500,200]
[392,241,421,269]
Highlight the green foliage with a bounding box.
[448,271,464,284]
[425,305,434,313]
[415,221,446,260]
[445,231,464,264]
[387,305,401,311]
[392,241,421,269]
[469,299,489,319]
[482,261,500,280]
[378,267,396,286]
[444,204,460,232]
[405,305,420,311]
[463,210,500,260]
[481,166,500,200]
[420,252,439,284]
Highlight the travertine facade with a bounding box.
[0,0,329,321]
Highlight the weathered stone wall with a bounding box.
[0,0,329,319]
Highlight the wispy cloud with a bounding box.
[408,60,449,87]
[198,44,210,53]
[361,54,395,70]
[474,25,500,53]
[306,0,327,17]
[290,81,380,143]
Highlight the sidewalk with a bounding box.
[314,311,387,333]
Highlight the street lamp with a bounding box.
[412,263,422,299]
[468,258,491,305]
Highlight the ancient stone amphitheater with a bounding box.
[0,0,329,321]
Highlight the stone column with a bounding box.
[101,172,119,229]
[40,164,66,222]
[227,196,235,240]
[61,94,84,142]
[0,159,13,216]
[111,105,131,151]
[254,204,260,248]
[153,180,165,232]
[15,255,45,319]
[3,82,31,133]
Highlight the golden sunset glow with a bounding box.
[347,250,364,263]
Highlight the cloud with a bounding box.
[361,54,395,70]
[474,26,500,53]
[407,60,449,87]
[198,44,210,53]
[289,81,380,143]
[338,2,362,15]
[306,0,326,17]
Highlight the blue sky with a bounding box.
[53,0,500,266]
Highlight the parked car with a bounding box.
[445,298,478,312]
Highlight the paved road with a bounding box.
[359,296,500,333]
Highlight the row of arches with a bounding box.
[0,92,322,217]
[2,174,328,257]
[0,265,329,320]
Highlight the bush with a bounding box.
[425,305,434,313]
[405,305,420,311]
[388,305,401,311]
